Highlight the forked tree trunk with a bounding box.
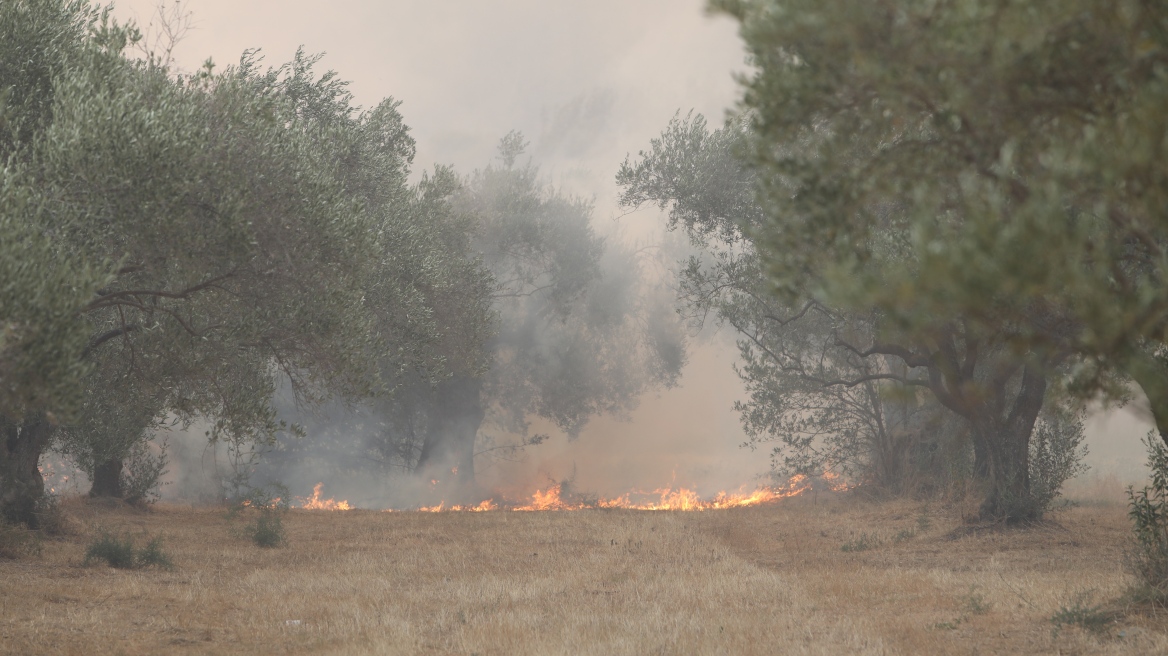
[0,413,53,528]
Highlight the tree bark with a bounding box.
[0,413,53,527]
[417,376,484,488]
[919,327,1052,523]
[967,362,1048,522]
[89,458,124,498]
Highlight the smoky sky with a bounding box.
[115,1,745,206]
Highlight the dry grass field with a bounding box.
[2,493,1167,655]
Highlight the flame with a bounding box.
[507,476,813,512]
[400,473,840,513]
[416,498,497,513]
[298,474,850,513]
[821,471,851,492]
[297,483,352,510]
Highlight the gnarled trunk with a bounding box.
[967,363,1048,522]
[0,413,53,527]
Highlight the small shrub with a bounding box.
[1029,404,1089,513]
[135,536,174,569]
[228,483,289,548]
[121,437,170,505]
[1126,433,1168,602]
[250,510,285,548]
[84,531,173,569]
[0,521,42,559]
[84,532,137,568]
[1050,590,1111,634]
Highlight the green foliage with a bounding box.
[710,0,1168,435]
[0,0,505,521]
[84,531,172,569]
[619,111,1090,518]
[618,113,945,493]
[135,535,173,569]
[1126,434,1168,601]
[119,436,169,504]
[0,171,107,420]
[1029,404,1090,512]
[228,483,289,548]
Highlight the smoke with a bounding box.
[478,335,767,499]
[94,0,806,507]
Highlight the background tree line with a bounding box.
[0,0,683,524]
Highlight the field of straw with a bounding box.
[2,493,1167,655]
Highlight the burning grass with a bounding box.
[2,494,1166,654]
[299,473,842,513]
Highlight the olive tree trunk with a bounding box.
[967,363,1048,522]
[89,457,124,498]
[417,376,484,488]
[0,413,53,527]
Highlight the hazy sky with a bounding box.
[116,1,745,206]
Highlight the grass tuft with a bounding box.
[84,531,173,570]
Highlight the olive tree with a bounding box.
[0,0,454,522]
[619,112,1087,517]
[711,0,1168,440]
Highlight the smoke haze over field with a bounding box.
[109,0,766,500]
[111,0,1155,504]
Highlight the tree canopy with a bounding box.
[0,0,499,523]
[711,0,1168,436]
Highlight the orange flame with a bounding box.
[507,476,813,512]
[297,483,352,510]
[400,473,845,513]
[300,474,851,513]
[416,498,497,513]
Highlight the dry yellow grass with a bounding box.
[2,494,1166,655]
